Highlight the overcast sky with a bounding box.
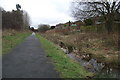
[0,0,75,28]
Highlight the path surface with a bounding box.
[2,34,59,78]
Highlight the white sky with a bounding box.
[0,0,75,28]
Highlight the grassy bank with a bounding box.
[36,34,93,78]
[2,29,31,55]
[41,29,119,68]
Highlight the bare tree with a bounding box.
[71,0,120,34]
[23,11,31,29]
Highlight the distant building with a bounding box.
[55,20,84,30]
[55,23,64,29]
[67,20,84,30]
[71,24,77,27]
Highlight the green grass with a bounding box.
[36,34,93,78]
[2,31,31,55]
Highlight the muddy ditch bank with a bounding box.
[59,42,119,78]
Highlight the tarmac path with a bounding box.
[2,34,59,78]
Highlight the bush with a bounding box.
[80,25,97,32]
[38,24,50,32]
[84,19,93,26]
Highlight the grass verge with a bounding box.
[36,34,93,78]
[2,30,31,55]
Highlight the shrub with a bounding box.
[38,24,50,32]
[80,25,97,32]
[84,19,93,26]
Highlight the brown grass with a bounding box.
[40,29,119,68]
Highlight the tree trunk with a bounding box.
[118,24,120,51]
[105,14,113,34]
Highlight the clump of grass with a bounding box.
[37,34,93,78]
[2,29,31,55]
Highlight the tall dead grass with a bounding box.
[40,29,119,67]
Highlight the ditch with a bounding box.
[60,46,119,78]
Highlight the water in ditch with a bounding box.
[67,53,119,78]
